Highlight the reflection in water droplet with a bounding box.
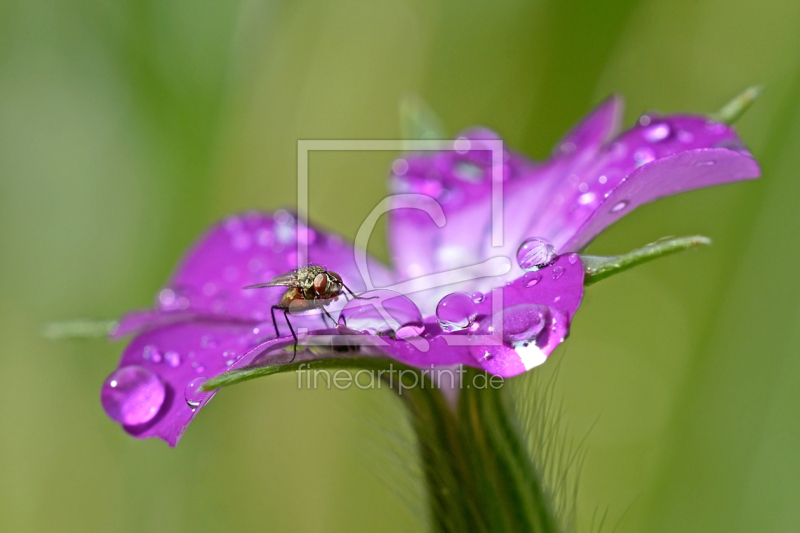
[643,123,671,142]
[568,254,578,265]
[339,290,424,339]
[523,271,541,287]
[516,237,557,271]
[185,377,208,410]
[436,292,478,332]
[552,266,565,280]
[164,351,181,368]
[101,366,165,426]
[610,200,629,213]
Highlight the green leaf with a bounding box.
[42,319,117,339]
[582,235,712,286]
[711,85,763,124]
[400,93,446,141]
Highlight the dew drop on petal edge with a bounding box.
[185,377,208,410]
[611,200,629,213]
[517,237,557,271]
[436,292,478,332]
[339,290,424,339]
[101,365,165,426]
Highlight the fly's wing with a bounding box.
[243,270,298,289]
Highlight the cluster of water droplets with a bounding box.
[338,290,425,339]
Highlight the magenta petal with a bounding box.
[373,254,584,378]
[108,321,286,446]
[526,114,759,251]
[560,148,760,251]
[387,97,623,292]
[116,211,393,335]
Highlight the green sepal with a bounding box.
[400,93,446,142]
[711,85,763,124]
[42,319,118,339]
[582,235,711,286]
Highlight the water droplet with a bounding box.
[338,290,424,339]
[454,137,471,154]
[634,148,656,167]
[164,351,181,368]
[638,115,652,126]
[453,161,484,182]
[577,192,596,205]
[392,158,409,176]
[552,266,565,280]
[523,271,541,287]
[200,335,217,349]
[598,175,608,184]
[192,361,205,374]
[643,123,671,142]
[143,345,162,364]
[468,305,549,366]
[610,200,629,213]
[185,377,208,410]
[568,253,578,265]
[472,292,484,303]
[256,228,274,247]
[695,160,716,167]
[677,130,694,144]
[436,292,478,332]
[516,237,557,271]
[158,289,176,307]
[101,366,165,426]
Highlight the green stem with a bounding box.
[209,359,561,532]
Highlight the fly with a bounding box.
[244,265,374,361]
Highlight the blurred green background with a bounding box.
[2,0,800,531]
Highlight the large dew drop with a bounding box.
[436,292,478,332]
[338,290,424,339]
[516,237,557,271]
[468,304,549,370]
[101,365,165,426]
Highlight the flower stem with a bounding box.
[394,368,560,533]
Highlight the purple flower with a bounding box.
[102,96,759,445]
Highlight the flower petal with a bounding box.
[560,147,760,251]
[115,211,393,335]
[386,98,622,299]
[366,254,584,378]
[109,321,284,446]
[526,114,759,251]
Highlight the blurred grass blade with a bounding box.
[712,85,763,124]
[400,93,446,143]
[42,319,117,339]
[582,235,711,286]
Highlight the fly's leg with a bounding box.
[272,305,298,362]
[321,306,336,328]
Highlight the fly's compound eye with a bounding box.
[313,273,329,296]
